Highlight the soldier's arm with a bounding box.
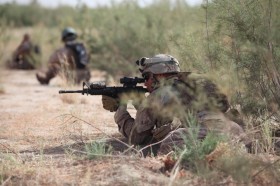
[114,104,154,145]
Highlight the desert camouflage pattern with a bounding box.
[136,54,180,74]
[36,42,90,85]
[114,72,246,154]
[7,34,40,70]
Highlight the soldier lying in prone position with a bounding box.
[102,54,249,155]
[59,54,249,155]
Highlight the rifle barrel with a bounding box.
[59,90,84,94]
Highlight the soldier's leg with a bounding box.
[199,111,251,150]
[224,108,246,129]
[36,64,58,85]
[20,58,35,70]
[158,127,207,155]
[75,68,91,84]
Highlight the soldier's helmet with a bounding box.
[61,27,77,42]
[136,54,180,75]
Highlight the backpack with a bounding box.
[174,72,230,113]
[66,42,89,69]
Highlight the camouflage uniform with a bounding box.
[36,27,90,85]
[36,43,91,85]
[113,54,247,155]
[7,34,40,70]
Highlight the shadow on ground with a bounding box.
[19,136,162,157]
[19,137,130,155]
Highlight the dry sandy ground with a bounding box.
[0,69,118,151]
[1,69,279,186]
[0,69,181,185]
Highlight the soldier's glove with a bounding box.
[102,95,119,112]
[152,124,174,141]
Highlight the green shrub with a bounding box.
[85,140,112,159]
[174,112,227,172]
[207,0,280,116]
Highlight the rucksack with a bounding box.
[174,72,230,113]
[66,42,89,69]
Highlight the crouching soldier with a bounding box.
[36,27,91,85]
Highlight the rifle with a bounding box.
[59,77,148,98]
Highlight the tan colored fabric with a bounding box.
[198,111,246,140]
[114,85,175,145]
[136,54,180,74]
[36,44,90,84]
[114,76,194,145]
[8,34,39,70]
[176,72,230,113]
[114,72,247,154]
[158,127,208,154]
[152,124,174,141]
[157,111,247,154]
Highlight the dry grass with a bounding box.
[0,153,172,186]
[59,94,78,104]
[0,86,4,94]
[0,77,4,94]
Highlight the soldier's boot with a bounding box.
[36,72,50,85]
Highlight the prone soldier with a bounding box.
[59,54,249,155]
[102,54,248,155]
[7,33,40,70]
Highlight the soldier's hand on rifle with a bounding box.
[102,95,119,112]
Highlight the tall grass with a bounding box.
[206,0,280,116]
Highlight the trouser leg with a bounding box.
[75,68,91,84]
[158,127,208,155]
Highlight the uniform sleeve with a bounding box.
[113,87,177,145]
[114,104,155,145]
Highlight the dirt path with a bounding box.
[0,69,119,151]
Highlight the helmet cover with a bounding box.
[136,54,180,75]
